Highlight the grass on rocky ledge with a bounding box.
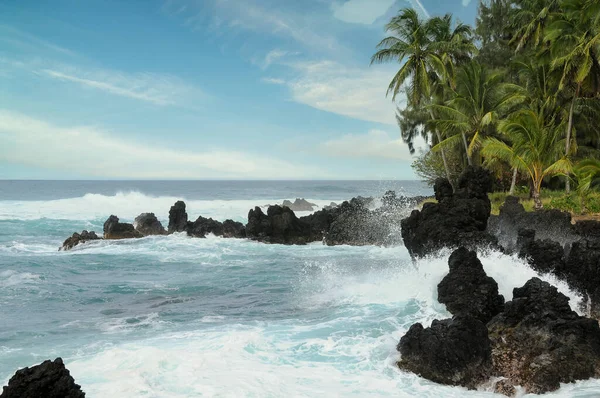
[418,190,600,217]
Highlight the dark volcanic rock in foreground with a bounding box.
[397,315,492,389]
[168,200,188,233]
[103,215,143,240]
[488,277,600,394]
[134,213,166,236]
[60,230,100,251]
[437,247,504,323]
[398,248,600,395]
[1,357,85,398]
[401,166,497,257]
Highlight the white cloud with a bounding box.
[261,77,286,85]
[462,0,472,5]
[39,67,204,107]
[319,129,413,161]
[0,110,318,179]
[258,49,300,70]
[284,60,401,125]
[332,0,396,25]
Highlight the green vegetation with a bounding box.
[374,0,600,212]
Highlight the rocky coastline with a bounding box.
[59,193,429,251]
[10,167,600,396]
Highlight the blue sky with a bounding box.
[0,0,477,180]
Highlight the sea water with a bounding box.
[0,180,598,397]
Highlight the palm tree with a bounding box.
[431,60,525,166]
[482,108,572,209]
[371,8,451,182]
[371,8,476,184]
[545,0,600,192]
[510,0,559,52]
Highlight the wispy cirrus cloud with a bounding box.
[0,56,206,107]
[268,60,401,125]
[0,110,318,179]
[40,68,200,106]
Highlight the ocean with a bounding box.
[0,180,597,397]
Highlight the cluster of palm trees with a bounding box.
[372,1,600,210]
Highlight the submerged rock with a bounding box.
[0,357,85,398]
[168,200,188,233]
[281,198,317,212]
[60,230,100,251]
[401,167,497,257]
[397,315,492,389]
[103,215,142,240]
[488,277,600,394]
[437,247,504,323]
[134,213,166,236]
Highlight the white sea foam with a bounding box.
[0,270,41,288]
[56,246,591,397]
[0,191,345,222]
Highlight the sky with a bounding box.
[0,0,478,180]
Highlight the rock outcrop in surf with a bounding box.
[400,166,497,257]
[398,315,492,389]
[397,248,600,395]
[103,215,143,240]
[60,230,101,251]
[0,357,85,398]
[168,200,188,233]
[489,277,600,395]
[437,247,504,323]
[187,216,245,238]
[134,213,166,236]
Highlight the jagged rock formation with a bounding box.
[488,278,600,394]
[398,249,600,395]
[437,247,504,323]
[400,167,497,257]
[134,213,166,236]
[103,215,143,240]
[60,191,427,249]
[60,230,100,251]
[0,358,85,398]
[397,315,492,389]
[168,200,188,233]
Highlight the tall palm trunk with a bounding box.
[532,180,543,210]
[509,167,518,195]
[565,83,581,193]
[461,132,473,166]
[428,109,453,187]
